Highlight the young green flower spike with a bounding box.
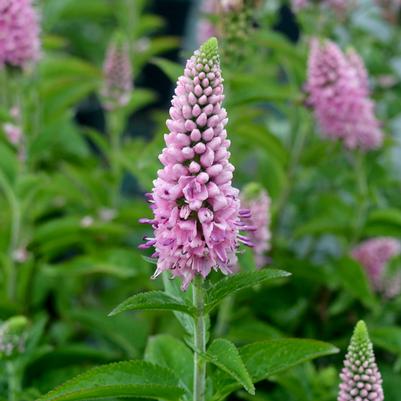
[0,316,28,359]
[338,321,384,401]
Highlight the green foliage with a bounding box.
[211,339,339,400]
[37,361,185,401]
[109,291,197,317]
[207,339,255,395]
[151,58,183,82]
[1,0,401,400]
[205,269,291,313]
[144,335,193,396]
[335,257,377,308]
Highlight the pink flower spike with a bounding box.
[351,237,401,298]
[101,33,133,111]
[0,0,41,68]
[139,38,251,290]
[291,0,310,11]
[197,0,219,45]
[240,183,271,268]
[306,39,383,151]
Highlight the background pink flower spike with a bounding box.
[291,0,310,11]
[240,183,271,269]
[140,38,251,290]
[197,0,219,45]
[101,34,133,111]
[306,38,383,151]
[0,0,41,68]
[352,237,401,298]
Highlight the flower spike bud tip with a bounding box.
[338,321,384,401]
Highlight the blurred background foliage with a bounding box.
[0,0,401,400]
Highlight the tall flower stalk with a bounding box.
[0,0,41,306]
[139,37,252,401]
[101,33,133,206]
[101,33,133,111]
[192,277,207,401]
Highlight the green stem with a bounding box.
[351,150,368,244]
[108,111,123,207]
[0,67,9,108]
[6,361,20,401]
[193,276,207,401]
[214,295,234,338]
[274,114,310,224]
[0,170,21,301]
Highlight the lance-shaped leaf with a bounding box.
[205,269,290,313]
[145,335,193,396]
[206,339,255,395]
[212,339,339,401]
[109,291,196,317]
[37,360,185,401]
[151,58,182,82]
[336,257,377,309]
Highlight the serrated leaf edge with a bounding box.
[206,339,255,395]
[108,290,196,317]
[37,360,185,401]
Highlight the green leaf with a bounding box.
[212,339,339,401]
[37,360,185,401]
[125,88,157,114]
[135,36,180,72]
[162,272,195,336]
[226,85,300,107]
[243,339,338,381]
[69,309,148,358]
[0,143,18,184]
[237,247,257,272]
[144,335,193,396]
[109,291,196,317]
[205,269,290,313]
[370,326,401,355]
[368,208,401,226]
[255,30,305,63]
[365,208,401,237]
[27,344,117,373]
[227,319,283,343]
[207,339,255,395]
[151,58,182,82]
[231,123,288,166]
[335,257,377,309]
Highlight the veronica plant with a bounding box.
[35,38,338,401]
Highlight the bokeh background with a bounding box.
[1,0,401,400]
